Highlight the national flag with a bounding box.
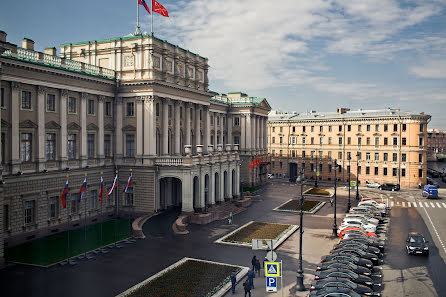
[123,173,133,193]
[61,179,69,209]
[99,176,104,203]
[78,177,87,202]
[106,174,118,197]
[138,0,151,14]
[152,0,169,17]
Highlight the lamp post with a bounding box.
[347,157,351,212]
[311,150,317,187]
[295,168,306,291]
[356,152,360,201]
[332,159,338,237]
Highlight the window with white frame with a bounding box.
[125,187,134,206]
[88,99,95,115]
[68,97,77,113]
[104,134,111,157]
[46,94,56,112]
[49,196,58,218]
[126,102,134,117]
[234,136,240,145]
[67,134,77,159]
[46,133,56,160]
[90,190,98,210]
[21,91,32,110]
[234,116,240,126]
[70,193,78,214]
[20,133,32,162]
[87,134,95,158]
[24,200,35,224]
[126,134,135,157]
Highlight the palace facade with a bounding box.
[0,31,270,266]
[268,108,430,188]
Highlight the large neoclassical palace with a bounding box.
[0,30,270,265]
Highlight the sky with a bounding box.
[2,0,446,129]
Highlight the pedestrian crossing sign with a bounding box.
[264,262,280,277]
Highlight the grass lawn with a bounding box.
[5,218,131,266]
[223,222,293,244]
[305,188,331,196]
[123,259,241,297]
[242,186,260,193]
[277,200,322,212]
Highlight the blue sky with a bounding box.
[2,0,446,129]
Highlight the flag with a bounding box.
[78,177,87,202]
[138,0,151,14]
[106,174,118,197]
[152,0,169,17]
[123,173,133,193]
[61,179,69,209]
[99,176,104,203]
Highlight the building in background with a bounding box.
[0,30,270,266]
[427,129,446,161]
[268,108,430,188]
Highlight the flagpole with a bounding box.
[151,0,154,35]
[65,174,70,265]
[100,172,104,253]
[135,0,142,35]
[114,169,119,248]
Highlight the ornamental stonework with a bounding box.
[123,55,134,67]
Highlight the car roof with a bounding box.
[408,232,423,237]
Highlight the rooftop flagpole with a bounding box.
[135,0,142,35]
[151,0,154,35]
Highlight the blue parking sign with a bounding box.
[266,276,277,292]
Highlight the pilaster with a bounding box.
[97,95,105,165]
[80,92,87,167]
[36,86,46,171]
[162,98,169,155]
[136,96,144,160]
[11,82,20,174]
[174,100,181,155]
[185,102,191,147]
[115,96,123,162]
[204,106,210,154]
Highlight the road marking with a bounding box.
[424,202,430,208]
[430,202,435,208]
[402,202,406,207]
[419,202,424,208]
[412,202,416,207]
[443,203,446,208]
[422,207,446,257]
[390,201,394,207]
[436,202,442,208]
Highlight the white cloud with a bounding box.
[410,59,446,79]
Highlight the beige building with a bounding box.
[427,129,446,161]
[268,108,430,188]
[0,30,270,266]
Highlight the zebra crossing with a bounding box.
[389,200,446,209]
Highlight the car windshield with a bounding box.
[409,236,425,243]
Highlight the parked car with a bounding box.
[359,199,387,210]
[422,185,438,199]
[366,181,381,188]
[343,217,379,227]
[350,207,383,220]
[315,268,374,287]
[339,227,377,238]
[321,254,373,269]
[342,233,385,247]
[342,237,385,251]
[309,286,362,297]
[329,248,379,265]
[442,175,446,183]
[310,277,376,296]
[333,241,381,257]
[406,232,429,255]
[379,183,400,191]
[316,260,372,276]
[345,213,380,225]
[339,221,377,234]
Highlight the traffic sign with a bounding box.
[266,276,277,292]
[266,239,278,250]
[252,239,263,250]
[350,180,356,187]
[266,250,277,262]
[265,262,280,277]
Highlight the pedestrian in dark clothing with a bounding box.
[243,279,252,297]
[230,270,237,294]
[330,198,333,206]
[255,258,261,276]
[247,268,255,289]
[251,255,257,271]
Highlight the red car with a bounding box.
[339,227,377,239]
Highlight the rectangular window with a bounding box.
[272,161,275,168]
[358,137,362,145]
[311,151,315,158]
[320,126,323,132]
[279,161,283,169]
[338,137,342,145]
[292,150,296,158]
[375,137,379,146]
[1,88,5,108]
[104,134,111,157]
[402,124,406,131]
[328,164,332,173]
[419,137,423,146]
[87,134,95,158]
[402,153,406,162]
[374,167,379,175]
[320,137,323,145]
[280,137,283,144]
[20,133,32,162]
[88,99,95,115]
[311,126,314,132]
[125,188,134,206]
[46,133,56,160]
[68,97,77,113]
[21,91,32,109]
[383,167,388,176]
[302,136,306,145]
[419,168,423,177]
[311,137,314,145]
[24,200,35,224]
[419,154,423,163]
[347,152,351,160]
[279,150,283,157]
[384,153,388,161]
[105,101,112,116]
[280,127,283,133]
[234,117,240,126]
[366,167,370,175]
[310,163,314,172]
[272,137,275,143]
[384,137,388,145]
[393,137,398,146]
[393,153,397,162]
[67,134,76,159]
[328,126,332,132]
[358,166,361,174]
[90,190,98,210]
[3,204,9,230]
[328,151,332,159]
[366,152,371,160]
[347,137,351,145]
[375,124,379,131]
[402,168,406,177]
[292,137,297,144]
[384,124,388,132]
[234,136,240,145]
[366,137,370,145]
[339,125,342,132]
[126,134,135,157]
[402,137,406,146]
[46,94,56,112]
[49,196,58,218]
[338,152,342,160]
[357,152,361,160]
[393,124,398,132]
[358,125,362,131]
[348,125,351,132]
[293,127,296,133]
[375,153,379,161]
[70,194,78,214]
[126,102,134,116]
[302,126,306,132]
[328,137,332,144]
[393,168,397,176]
[367,125,371,132]
[302,151,306,158]
[420,124,424,132]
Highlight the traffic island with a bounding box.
[116,257,248,297]
[273,199,325,214]
[303,188,333,197]
[214,221,298,249]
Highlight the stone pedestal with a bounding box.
[196,145,203,155]
[225,144,232,152]
[184,145,192,156]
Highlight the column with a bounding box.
[255,115,260,149]
[98,96,105,163]
[210,167,215,205]
[228,165,233,199]
[80,92,87,167]
[11,82,20,174]
[200,170,205,210]
[227,114,232,147]
[181,173,194,213]
[162,98,169,155]
[204,106,209,154]
[219,113,224,148]
[264,118,268,150]
[185,102,191,146]
[59,89,68,168]
[136,97,144,159]
[251,114,255,152]
[145,96,156,156]
[246,114,252,152]
[195,104,201,149]
[259,117,264,150]
[115,97,123,160]
[174,101,181,155]
[241,115,246,152]
[213,112,217,149]
[36,86,46,171]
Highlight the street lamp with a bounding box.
[311,150,318,187]
[295,168,306,291]
[347,156,351,212]
[356,152,360,201]
[332,159,339,237]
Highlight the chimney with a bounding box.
[22,38,35,50]
[337,107,350,114]
[44,47,57,56]
[0,30,6,42]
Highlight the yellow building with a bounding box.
[268,108,431,188]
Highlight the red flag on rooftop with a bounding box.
[152,0,169,17]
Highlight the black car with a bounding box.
[333,242,382,257]
[343,232,384,243]
[315,268,374,287]
[321,253,373,268]
[329,247,379,265]
[406,232,429,255]
[310,277,376,296]
[342,237,385,251]
[309,286,362,297]
[316,260,372,276]
[379,183,400,191]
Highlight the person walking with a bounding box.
[230,270,237,294]
[228,212,233,225]
[255,258,261,276]
[330,198,333,206]
[247,267,255,289]
[251,255,257,271]
[243,279,252,297]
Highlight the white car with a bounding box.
[358,201,387,213]
[339,220,377,233]
[345,213,380,225]
[343,216,379,227]
[366,181,381,188]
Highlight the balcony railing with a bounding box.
[155,157,184,166]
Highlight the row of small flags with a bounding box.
[138,0,169,17]
[60,172,133,209]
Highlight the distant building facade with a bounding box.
[268,108,430,188]
[0,31,270,266]
[427,129,446,161]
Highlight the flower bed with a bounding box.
[305,188,331,195]
[118,258,246,297]
[274,199,324,214]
